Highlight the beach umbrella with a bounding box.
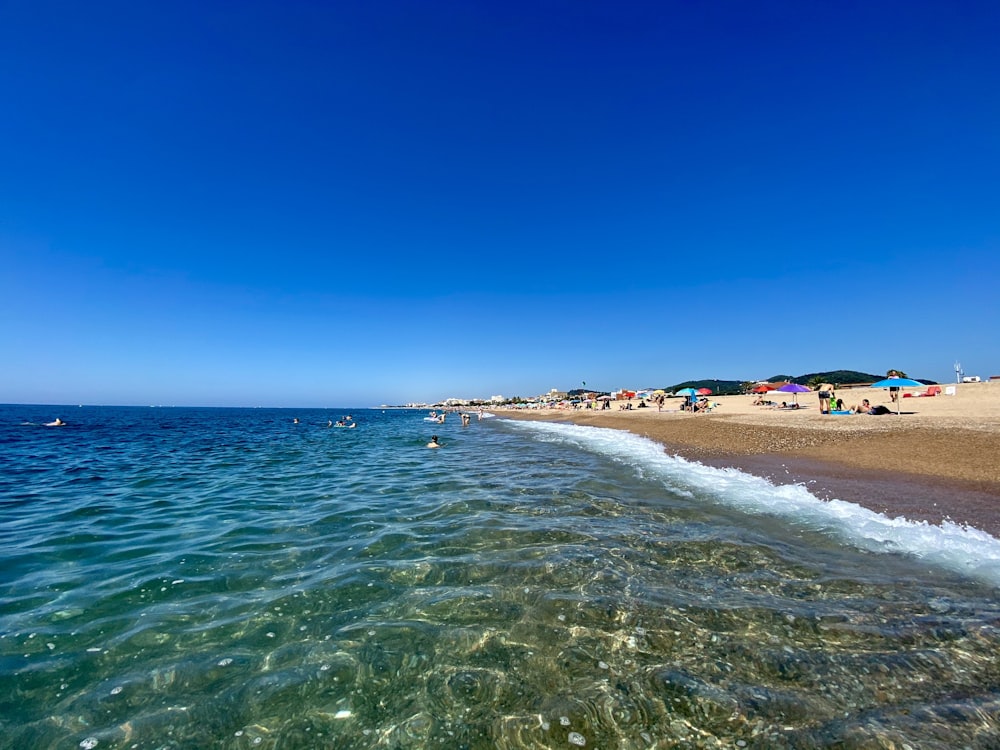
[776,383,810,393]
[775,382,810,405]
[696,388,712,395]
[674,387,698,409]
[869,377,923,414]
[752,384,776,393]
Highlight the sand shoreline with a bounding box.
[496,380,1000,536]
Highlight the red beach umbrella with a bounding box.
[752,384,776,393]
[696,388,712,395]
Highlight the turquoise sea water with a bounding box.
[2,405,1000,749]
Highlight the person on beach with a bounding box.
[852,399,872,414]
[426,435,441,448]
[817,383,834,414]
[886,370,905,402]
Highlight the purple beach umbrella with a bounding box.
[775,382,811,405]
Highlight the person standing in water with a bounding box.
[426,435,441,448]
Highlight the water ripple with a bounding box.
[2,406,999,748]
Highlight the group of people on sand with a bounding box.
[680,396,711,413]
[751,387,891,415]
[816,383,889,414]
[820,383,893,415]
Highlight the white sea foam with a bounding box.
[509,420,1000,586]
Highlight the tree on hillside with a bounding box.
[887,368,908,378]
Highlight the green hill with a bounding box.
[667,379,744,395]
[774,370,883,386]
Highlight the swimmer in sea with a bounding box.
[426,435,441,448]
[45,417,65,426]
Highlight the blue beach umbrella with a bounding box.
[674,387,697,409]
[869,377,923,414]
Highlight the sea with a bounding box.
[2,405,1000,750]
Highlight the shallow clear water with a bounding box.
[2,405,999,749]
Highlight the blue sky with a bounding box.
[2,1,998,406]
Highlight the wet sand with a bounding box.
[497,381,1000,536]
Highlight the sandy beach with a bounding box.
[498,380,1000,536]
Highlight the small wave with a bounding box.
[506,420,1000,586]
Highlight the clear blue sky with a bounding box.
[2,1,998,406]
